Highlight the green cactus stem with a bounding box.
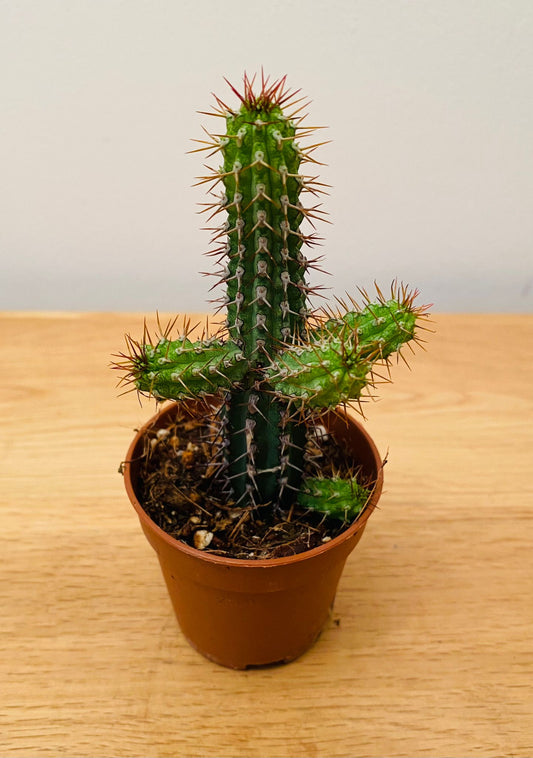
[116,73,430,518]
[196,74,328,505]
[322,283,421,361]
[267,284,422,410]
[130,336,248,401]
[298,476,371,521]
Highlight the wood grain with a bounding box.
[1,312,532,757]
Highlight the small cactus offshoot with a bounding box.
[116,72,430,519]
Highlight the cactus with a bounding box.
[117,73,429,518]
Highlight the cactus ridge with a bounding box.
[116,73,431,517]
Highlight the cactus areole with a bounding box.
[118,73,429,524]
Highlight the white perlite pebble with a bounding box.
[194,530,214,550]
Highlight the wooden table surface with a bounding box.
[1,312,532,758]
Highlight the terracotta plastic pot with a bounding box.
[124,401,383,669]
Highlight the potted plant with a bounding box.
[115,73,430,669]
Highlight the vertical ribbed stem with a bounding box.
[225,388,283,505]
[220,101,308,504]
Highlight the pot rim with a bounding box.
[123,401,384,570]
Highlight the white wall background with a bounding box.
[1,0,532,313]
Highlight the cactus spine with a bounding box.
[119,73,429,516]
